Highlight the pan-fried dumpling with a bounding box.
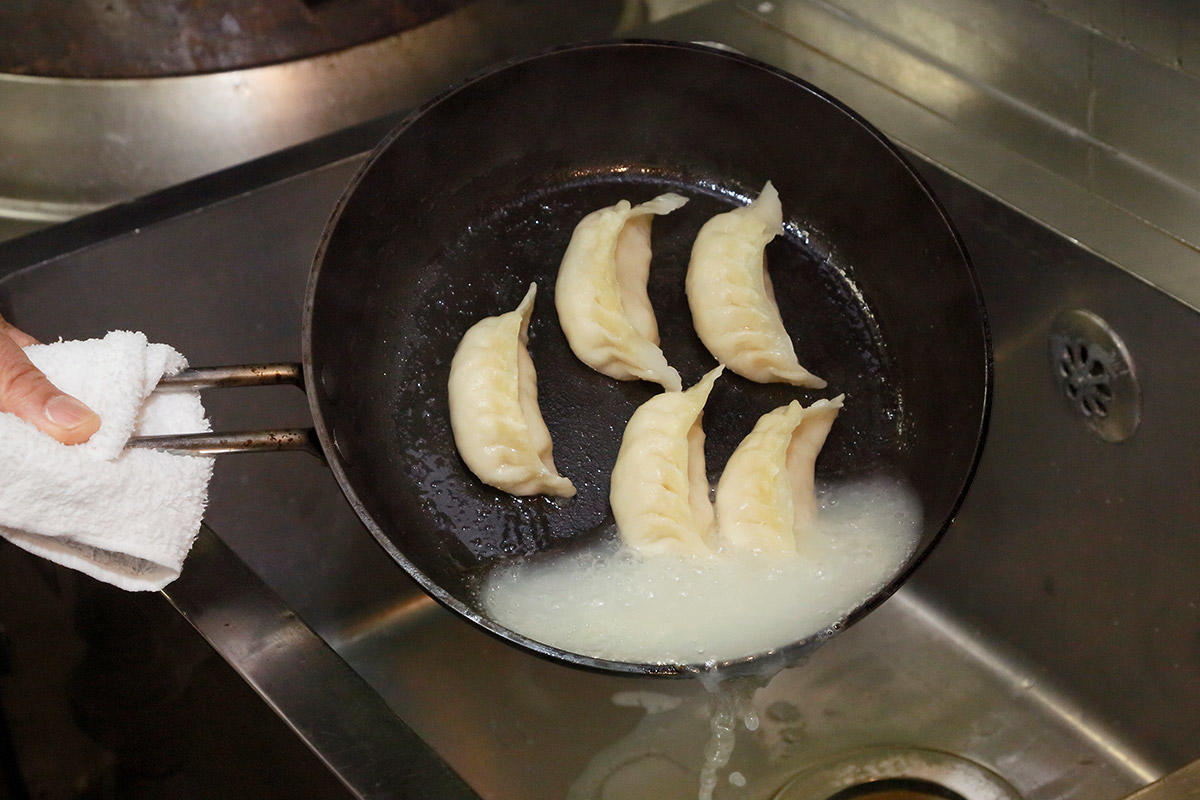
[556,193,688,391]
[686,181,826,388]
[610,367,723,556]
[715,395,844,554]
[448,283,575,497]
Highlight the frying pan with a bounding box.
[136,41,991,677]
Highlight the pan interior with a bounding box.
[322,169,902,632]
[307,42,988,672]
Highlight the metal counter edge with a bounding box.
[0,112,396,274]
[163,525,480,800]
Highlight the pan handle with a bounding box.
[126,363,323,459]
[157,363,303,389]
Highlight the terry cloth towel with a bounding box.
[0,330,214,591]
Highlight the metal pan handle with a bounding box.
[126,363,323,459]
[156,363,303,389]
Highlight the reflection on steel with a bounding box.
[1036,0,1200,85]
[4,1,1199,795]
[1122,758,1200,800]
[718,0,1200,312]
[164,526,479,800]
[0,0,619,238]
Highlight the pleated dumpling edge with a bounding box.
[555,192,688,392]
[447,283,576,498]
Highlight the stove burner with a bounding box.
[0,0,473,78]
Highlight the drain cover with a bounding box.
[773,746,1022,800]
[1047,309,1140,443]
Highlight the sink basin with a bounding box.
[0,1,1195,797]
[316,154,1199,800]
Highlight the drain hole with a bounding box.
[1058,347,1073,370]
[774,746,1023,800]
[827,778,968,800]
[1081,395,1108,418]
[1048,310,1140,442]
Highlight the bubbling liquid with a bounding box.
[481,476,921,665]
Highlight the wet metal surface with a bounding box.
[655,0,1200,312]
[0,1,1197,797]
[1,121,1193,798]
[164,526,478,799]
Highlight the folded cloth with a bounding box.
[0,330,214,591]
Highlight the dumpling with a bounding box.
[714,395,844,554]
[556,193,688,391]
[447,283,575,497]
[610,367,723,556]
[686,181,826,388]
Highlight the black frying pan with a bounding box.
[143,41,991,677]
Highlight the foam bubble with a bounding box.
[481,476,920,664]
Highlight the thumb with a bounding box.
[0,334,101,445]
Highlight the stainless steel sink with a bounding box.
[313,155,1199,800]
[320,5,1200,796]
[1,1,1196,798]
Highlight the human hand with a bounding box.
[0,314,101,444]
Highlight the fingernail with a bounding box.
[44,395,99,429]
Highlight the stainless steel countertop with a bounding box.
[0,0,621,240]
[653,0,1200,310]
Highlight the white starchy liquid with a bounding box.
[481,476,921,665]
[691,674,765,800]
[698,695,738,800]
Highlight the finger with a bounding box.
[0,333,101,445]
[0,314,40,347]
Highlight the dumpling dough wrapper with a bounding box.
[715,395,844,554]
[610,366,723,556]
[556,193,688,391]
[686,181,826,388]
[447,283,575,497]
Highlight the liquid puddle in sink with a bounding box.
[566,675,775,800]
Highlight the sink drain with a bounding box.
[1047,309,1140,442]
[826,777,967,800]
[773,746,1021,800]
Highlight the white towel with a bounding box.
[0,331,214,591]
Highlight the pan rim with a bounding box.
[302,38,993,678]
